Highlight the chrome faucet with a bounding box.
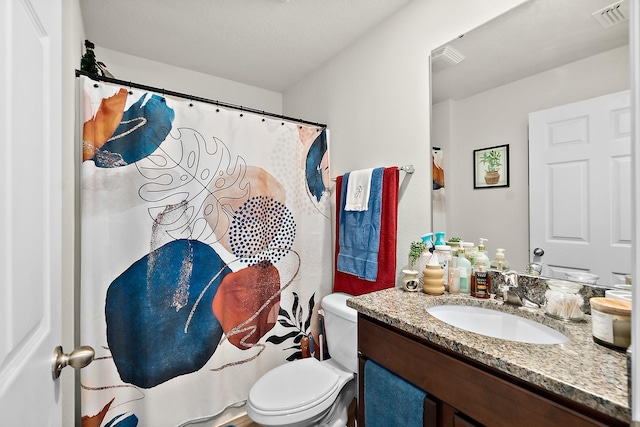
[501,270,540,308]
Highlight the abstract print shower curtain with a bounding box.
[78,76,332,426]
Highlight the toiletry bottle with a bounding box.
[490,248,510,271]
[449,251,458,290]
[471,264,491,299]
[434,231,446,246]
[450,268,461,295]
[462,241,477,266]
[459,267,470,294]
[457,246,472,282]
[476,238,490,268]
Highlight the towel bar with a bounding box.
[331,165,414,182]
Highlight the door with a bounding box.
[0,0,64,424]
[529,91,631,285]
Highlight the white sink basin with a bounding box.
[426,305,568,344]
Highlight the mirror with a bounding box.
[430,0,630,284]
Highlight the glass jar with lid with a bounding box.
[434,245,452,288]
[544,280,584,321]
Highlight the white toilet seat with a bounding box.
[247,358,353,426]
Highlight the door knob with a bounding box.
[52,345,95,379]
[533,248,544,257]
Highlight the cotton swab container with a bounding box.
[544,280,585,322]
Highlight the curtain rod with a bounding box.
[75,69,327,129]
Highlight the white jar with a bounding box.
[590,297,632,350]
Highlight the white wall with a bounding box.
[94,48,283,114]
[283,0,528,282]
[436,46,629,270]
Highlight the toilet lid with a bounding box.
[249,358,340,413]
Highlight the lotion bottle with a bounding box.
[476,238,490,268]
[490,248,510,271]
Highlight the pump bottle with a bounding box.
[476,238,490,268]
[490,248,510,271]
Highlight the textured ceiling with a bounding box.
[80,0,412,92]
[432,0,630,103]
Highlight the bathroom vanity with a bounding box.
[348,289,630,427]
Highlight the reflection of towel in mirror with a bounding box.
[364,360,427,427]
[344,168,373,211]
[337,167,383,281]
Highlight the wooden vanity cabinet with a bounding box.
[357,314,627,427]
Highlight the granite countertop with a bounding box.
[347,288,631,423]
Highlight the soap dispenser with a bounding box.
[490,248,510,271]
[476,238,490,268]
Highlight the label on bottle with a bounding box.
[473,271,490,298]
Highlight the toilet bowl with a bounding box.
[246,293,358,427]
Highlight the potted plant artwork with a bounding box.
[479,149,502,185]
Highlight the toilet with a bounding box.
[246,292,358,427]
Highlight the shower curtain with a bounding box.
[78,76,332,426]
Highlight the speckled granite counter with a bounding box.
[347,288,631,424]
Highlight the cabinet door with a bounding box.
[453,413,483,427]
[423,395,437,426]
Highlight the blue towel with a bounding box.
[337,167,384,281]
[364,360,426,427]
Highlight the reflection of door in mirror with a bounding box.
[529,91,631,285]
[430,0,630,276]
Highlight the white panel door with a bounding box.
[0,0,63,425]
[529,91,631,285]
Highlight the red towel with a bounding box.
[333,167,399,295]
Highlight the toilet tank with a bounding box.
[321,292,358,374]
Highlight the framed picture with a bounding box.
[473,144,509,189]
